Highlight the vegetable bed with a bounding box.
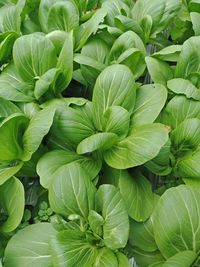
[0,0,200,266]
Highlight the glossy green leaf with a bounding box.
[175,36,200,79]
[56,31,73,91]
[34,68,61,99]
[152,45,182,62]
[46,30,68,55]
[145,138,172,176]
[102,106,130,138]
[0,114,29,161]
[131,84,167,126]
[0,161,23,186]
[0,4,21,33]
[162,251,197,267]
[0,177,24,233]
[119,170,156,221]
[49,102,95,150]
[88,210,104,236]
[167,78,200,100]
[132,248,165,267]
[152,185,200,258]
[37,149,101,189]
[161,96,200,129]
[94,248,118,267]
[109,31,146,79]
[171,118,200,151]
[116,252,132,267]
[95,184,129,250]
[0,32,18,64]
[191,12,200,36]
[75,8,107,51]
[77,132,118,155]
[49,162,96,218]
[0,64,34,102]
[176,147,200,178]
[130,217,158,252]
[0,98,20,118]
[102,0,130,27]
[4,223,56,267]
[21,108,55,161]
[92,64,136,130]
[145,57,173,86]
[77,37,109,85]
[51,230,97,267]
[46,1,79,32]
[131,0,181,36]
[13,33,57,82]
[104,123,168,169]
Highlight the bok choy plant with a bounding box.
[0,0,200,266]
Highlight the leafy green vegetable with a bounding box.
[1,1,200,266]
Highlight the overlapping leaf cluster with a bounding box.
[0,0,200,266]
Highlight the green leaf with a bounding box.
[119,170,156,221]
[152,185,200,258]
[49,162,95,218]
[152,45,182,62]
[94,248,118,267]
[131,0,181,36]
[21,107,55,161]
[175,36,200,79]
[13,33,57,82]
[46,30,68,55]
[77,37,109,85]
[145,57,173,86]
[102,106,130,138]
[167,78,200,101]
[95,184,129,250]
[0,177,24,233]
[162,251,197,267]
[102,0,130,27]
[4,223,56,267]
[0,4,21,33]
[104,123,168,169]
[116,252,132,267]
[37,149,101,189]
[0,114,29,161]
[56,31,73,91]
[17,102,40,119]
[49,102,95,150]
[114,15,144,41]
[0,161,23,186]
[92,64,136,130]
[77,132,118,155]
[88,210,104,237]
[161,96,200,129]
[34,68,61,99]
[46,1,79,32]
[0,32,18,64]
[176,147,200,179]
[0,98,20,118]
[130,217,158,252]
[0,64,34,102]
[131,84,167,126]
[75,8,107,51]
[51,230,97,267]
[171,118,200,152]
[132,247,165,267]
[74,52,106,70]
[109,31,146,79]
[191,12,200,36]
[145,138,172,176]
